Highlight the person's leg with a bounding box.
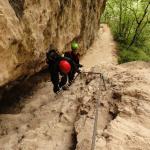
[53,84,60,93]
[68,69,76,84]
[51,72,60,93]
[59,74,67,88]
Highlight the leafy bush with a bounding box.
[118,44,150,64]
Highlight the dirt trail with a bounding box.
[81,24,117,70]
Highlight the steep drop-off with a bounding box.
[0,0,106,86]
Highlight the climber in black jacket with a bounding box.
[64,42,83,82]
[46,49,77,93]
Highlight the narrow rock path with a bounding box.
[0,24,117,149]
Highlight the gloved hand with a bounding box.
[77,69,81,73]
[79,64,83,68]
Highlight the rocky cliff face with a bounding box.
[0,0,106,86]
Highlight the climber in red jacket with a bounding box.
[64,42,83,82]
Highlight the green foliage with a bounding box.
[118,44,150,64]
[102,0,150,63]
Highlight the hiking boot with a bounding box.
[62,85,69,90]
[68,80,73,86]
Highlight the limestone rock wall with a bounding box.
[0,0,106,86]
